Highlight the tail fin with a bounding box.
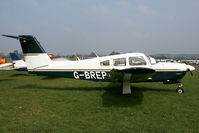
[9,52,27,71]
[10,52,21,61]
[3,35,45,54]
[3,35,52,70]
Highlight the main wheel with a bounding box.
[176,87,184,94]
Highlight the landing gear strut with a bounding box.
[176,81,184,94]
[122,74,131,94]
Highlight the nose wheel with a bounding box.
[176,82,184,94]
[176,87,184,94]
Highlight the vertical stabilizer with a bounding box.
[10,52,21,61]
[3,35,52,70]
[9,52,27,71]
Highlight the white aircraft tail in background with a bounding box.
[0,52,27,71]
[9,52,27,71]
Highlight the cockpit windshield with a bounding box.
[147,56,157,65]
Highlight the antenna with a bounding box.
[74,53,80,61]
[92,50,99,58]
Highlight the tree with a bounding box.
[109,51,120,55]
[89,52,97,57]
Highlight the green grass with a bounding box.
[0,70,199,133]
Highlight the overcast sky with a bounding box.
[0,0,199,55]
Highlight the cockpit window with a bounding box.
[129,56,146,65]
[113,58,126,66]
[100,60,110,66]
[147,56,157,65]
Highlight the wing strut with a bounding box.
[122,73,132,94]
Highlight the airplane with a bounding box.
[9,52,27,71]
[0,52,55,71]
[0,52,27,71]
[2,34,195,94]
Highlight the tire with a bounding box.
[176,87,184,94]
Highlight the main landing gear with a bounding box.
[176,82,184,94]
[122,74,132,94]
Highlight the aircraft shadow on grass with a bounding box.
[102,85,174,107]
[9,73,30,77]
[41,76,63,80]
[0,79,14,82]
[14,83,174,107]
[9,74,63,79]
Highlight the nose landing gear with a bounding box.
[176,82,184,94]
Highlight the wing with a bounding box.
[110,67,155,82]
[0,63,14,70]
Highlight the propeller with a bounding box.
[186,65,195,77]
[187,69,193,77]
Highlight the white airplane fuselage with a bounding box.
[25,52,194,83]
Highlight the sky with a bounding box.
[0,0,199,55]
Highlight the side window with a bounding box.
[113,58,126,66]
[129,56,146,65]
[100,60,110,66]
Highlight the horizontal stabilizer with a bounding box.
[2,34,30,41]
[3,34,46,54]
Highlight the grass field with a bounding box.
[0,70,199,133]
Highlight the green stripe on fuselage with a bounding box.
[29,70,187,83]
[30,71,111,81]
[150,71,186,82]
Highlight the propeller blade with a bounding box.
[190,70,193,77]
[187,69,193,77]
